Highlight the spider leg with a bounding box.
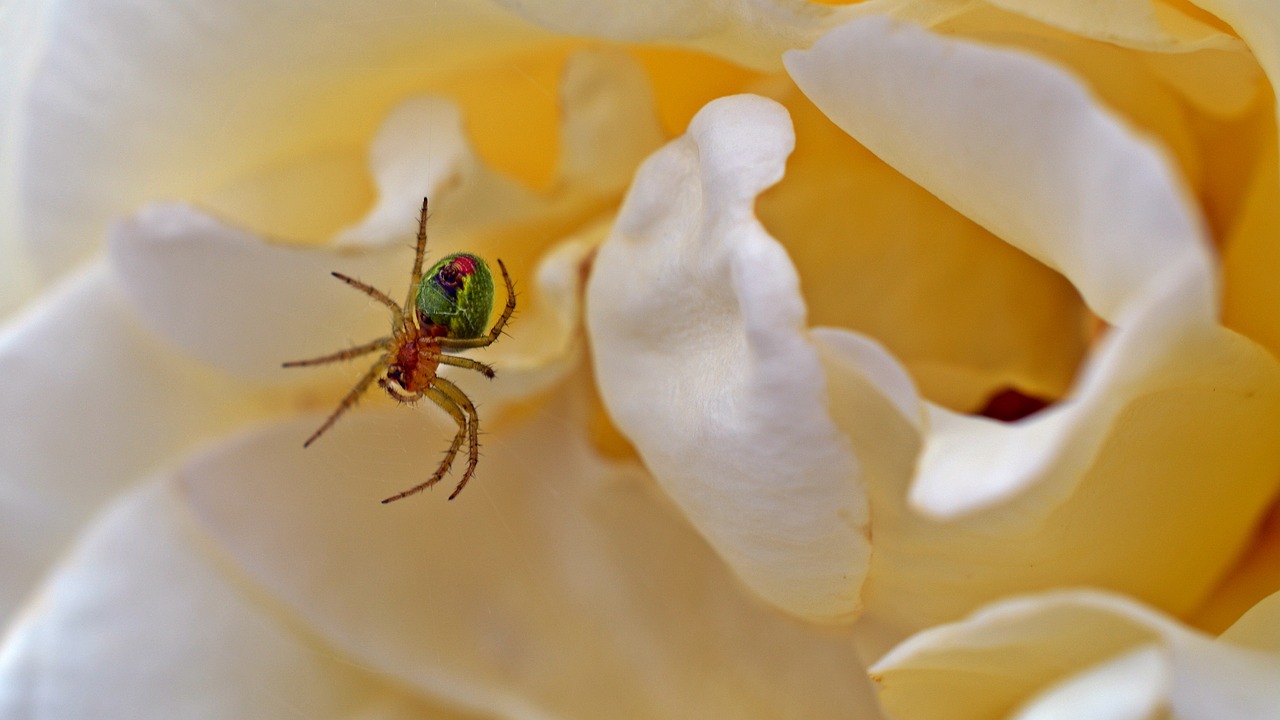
[432,376,480,500]
[282,337,391,368]
[330,272,403,323]
[435,353,496,379]
[404,197,430,310]
[302,357,388,448]
[380,385,468,504]
[438,258,516,350]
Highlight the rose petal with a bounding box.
[485,0,845,71]
[756,88,1088,411]
[178,375,880,718]
[785,16,1215,326]
[778,16,1280,644]
[1011,645,1169,720]
[785,17,1280,528]
[870,590,1280,720]
[332,96,542,249]
[0,260,266,620]
[107,203,405,383]
[587,94,869,622]
[1190,506,1280,635]
[0,480,476,719]
[15,0,543,275]
[984,0,1241,52]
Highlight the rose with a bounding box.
[3,1,1280,718]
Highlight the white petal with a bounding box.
[1012,645,1169,720]
[0,480,473,720]
[984,0,1242,52]
[15,0,543,275]
[486,0,845,70]
[784,16,1216,325]
[870,590,1280,720]
[179,376,880,718]
[332,96,542,249]
[587,95,869,622]
[107,203,405,383]
[0,260,263,621]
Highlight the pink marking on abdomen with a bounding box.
[452,255,478,275]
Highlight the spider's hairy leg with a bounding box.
[381,385,467,504]
[405,197,430,310]
[330,272,403,323]
[436,353,496,379]
[282,337,391,368]
[439,258,517,350]
[433,376,480,500]
[302,357,389,448]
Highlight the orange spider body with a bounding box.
[282,198,515,502]
[384,324,448,398]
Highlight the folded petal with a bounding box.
[869,590,1280,720]
[0,260,265,621]
[0,480,475,720]
[783,16,1280,638]
[587,94,870,622]
[785,16,1215,326]
[15,0,543,275]
[487,0,846,70]
[179,375,879,718]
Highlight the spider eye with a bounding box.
[437,266,460,289]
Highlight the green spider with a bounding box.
[283,197,515,502]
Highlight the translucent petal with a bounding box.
[485,0,846,71]
[15,0,543,275]
[870,590,1280,720]
[179,378,880,718]
[784,16,1280,637]
[785,16,1216,326]
[587,94,871,622]
[0,260,267,621]
[984,0,1242,51]
[0,480,479,720]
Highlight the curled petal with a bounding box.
[15,0,542,275]
[108,203,404,383]
[782,16,1280,637]
[587,95,870,622]
[332,96,543,249]
[0,480,470,719]
[785,16,1215,325]
[0,261,264,620]
[870,590,1280,720]
[178,379,880,717]
[487,0,845,70]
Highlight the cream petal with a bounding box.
[486,0,844,71]
[15,0,543,276]
[0,479,478,720]
[0,260,266,622]
[108,201,596,406]
[178,376,880,718]
[332,96,542,250]
[587,94,869,622]
[554,47,666,190]
[984,0,1242,52]
[784,15,1216,325]
[870,590,1280,720]
[780,16,1280,641]
[107,203,405,383]
[1011,645,1169,720]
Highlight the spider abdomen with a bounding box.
[416,253,495,340]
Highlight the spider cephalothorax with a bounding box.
[282,198,515,502]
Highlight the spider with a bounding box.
[282,197,515,502]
